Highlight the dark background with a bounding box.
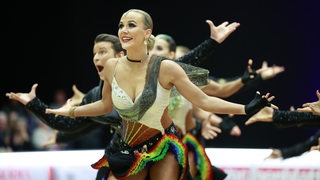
[2,0,319,149]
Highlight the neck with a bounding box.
[127,56,142,63]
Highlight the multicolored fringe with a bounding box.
[128,133,187,180]
[91,134,187,180]
[91,156,109,169]
[183,133,213,180]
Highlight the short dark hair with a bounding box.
[94,34,125,54]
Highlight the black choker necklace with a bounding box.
[127,57,142,63]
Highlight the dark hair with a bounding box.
[156,34,176,52]
[94,33,125,55]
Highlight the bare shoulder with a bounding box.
[161,59,179,66]
[160,60,184,74]
[103,57,121,83]
[159,60,187,88]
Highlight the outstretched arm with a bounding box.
[176,20,240,66]
[266,130,320,159]
[203,59,284,98]
[232,60,285,95]
[162,60,274,116]
[6,83,38,105]
[6,83,120,131]
[297,90,320,115]
[245,107,320,128]
[6,84,89,131]
[280,130,320,158]
[45,60,115,118]
[202,59,255,97]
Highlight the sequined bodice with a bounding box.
[112,77,143,106]
[112,77,171,133]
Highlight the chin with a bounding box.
[121,43,131,50]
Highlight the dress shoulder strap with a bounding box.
[112,58,121,78]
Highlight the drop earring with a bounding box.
[144,39,148,55]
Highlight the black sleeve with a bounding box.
[280,130,320,159]
[219,116,237,135]
[26,97,92,132]
[176,38,219,66]
[208,74,263,97]
[236,74,263,94]
[273,110,320,128]
[56,123,101,143]
[25,85,121,132]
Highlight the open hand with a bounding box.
[6,83,38,105]
[297,90,320,115]
[69,84,85,106]
[207,20,240,44]
[201,114,222,140]
[256,61,285,80]
[46,99,74,117]
[245,106,275,125]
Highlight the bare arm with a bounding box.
[71,80,113,117]
[192,106,218,122]
[202,59,255,98]
[45,59,116,117]
[160,60,274,115]
[202,78,243,98]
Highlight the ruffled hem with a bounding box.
[183,133,213,179]
[91,133,187,180]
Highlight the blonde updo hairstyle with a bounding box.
[124,9,155,51]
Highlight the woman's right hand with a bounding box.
[6,83,38,105]
[69,84,85,106]
[46,99,74,117]
[245,106,275,125]
[244,91,277,116]
[46,85,84,117]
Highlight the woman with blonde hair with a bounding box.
[46,9,274,180]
